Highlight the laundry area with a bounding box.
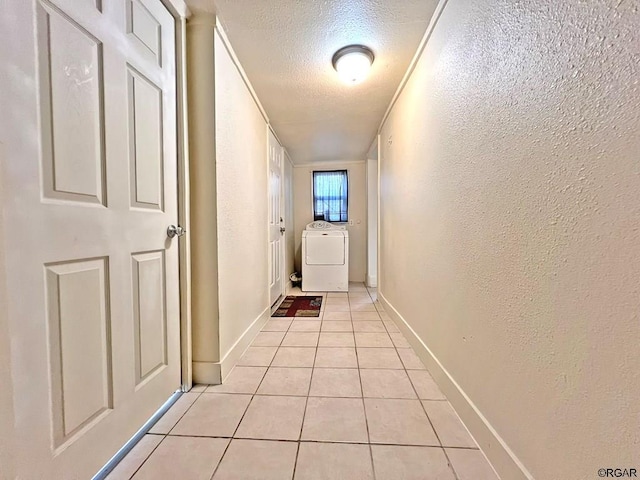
[301,221,349,292]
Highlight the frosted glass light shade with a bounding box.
[332,45,374,85]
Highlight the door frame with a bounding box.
[278,136,286,299]
[283,149,294,294]
[158,0,192,392]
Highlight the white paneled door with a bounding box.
[1,0,181,478]
[268,129,285,306]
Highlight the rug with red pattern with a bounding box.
[272,296,323,317]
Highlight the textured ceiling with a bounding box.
[208,0,439,164]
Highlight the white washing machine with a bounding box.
[302,221,349,292]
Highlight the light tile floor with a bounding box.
[108,283,499,480]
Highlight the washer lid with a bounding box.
[306,221,347,231]
[303,229,346,237]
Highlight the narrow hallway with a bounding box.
[107,284,497,479]
[2,0,638,478]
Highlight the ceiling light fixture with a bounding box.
[332,45,375,85]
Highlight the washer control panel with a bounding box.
[306,221,346,230]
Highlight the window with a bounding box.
[312,170,348,222]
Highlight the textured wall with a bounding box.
[379,0,640,478]
[293,162,367,282]
[214,31,269,358]
[188,13,220,367]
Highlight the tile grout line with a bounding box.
[148,433,466,449]
[351,289,378,480]
[362,326,379,479]
[291,441,302,480]
[125,437,165,479]
[291,314,321,480]
[248,292,320,479]
[190,391,458,401]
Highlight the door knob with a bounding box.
[167,225,186,238]
[280,227,286,234]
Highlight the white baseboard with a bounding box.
[219,306,270,381]
[366,274,377,288]
[378,291,534,480]
[192,307,270,385]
